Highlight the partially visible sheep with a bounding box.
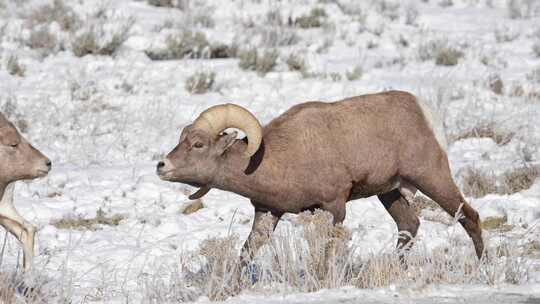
[0,113,51,271]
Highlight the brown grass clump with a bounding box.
[51,208,124,230]
[458,164,539,198]
[481,215,513,231]
[182,199,204,214]
[0,273,16,304]
[0,273,44,303]
[71,18,134,57]
[450,123,514,146]
[411,195,439,216]
[295,8,327,28]
[294,210,352,289]
[196,235,240,300]
[435,47,463,66]
[459,167,498,198]
[27,0,80,32]
[157,210,530,300]
[238,48,279,76]
[185,71,215,94]
[5,55,25,77]
[500,165,540,194]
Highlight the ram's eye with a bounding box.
[193,142,204,148]
[8,143,18,148]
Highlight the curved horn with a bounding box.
[192,103,262,157]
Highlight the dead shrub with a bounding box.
[286,53,308,75]
[494,26,520,43]
[345,65,363,81]
[147,0,190,10]
[526,67,540,84]
[182,199,204,214]
[295,8,327,28]
[146,30,214,60]
[450,123,514,146]
[196,235,240,300]
[259,27,300,47]
[435,47,463,66]
[5,55,25,77]
[0,273,15,304]
[507,0,540,19]
[482,215,513,231]
[71,17,134,57]
[533,42,540,58]
[0,272,44,303]
[487,73,504,95]
[417,38,448,61]
[238,48,279,75]
[27,0,80,31]
[500,165,540,194]
[185,71,215,94]
[168,210,530,299]
[27,26,58,56]
[411,194,439,216]
[458,167,497,198]
[51,208,124,230]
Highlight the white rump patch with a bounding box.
[416,97,448,151]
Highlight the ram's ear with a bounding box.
[215,131,238,155]
[179,124,193,142]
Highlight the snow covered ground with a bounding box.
[0,0,539,302]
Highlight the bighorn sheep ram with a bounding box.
[0,113,51,271]
[157,90,484,268]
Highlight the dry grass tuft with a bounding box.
[458,164,539,198]
[286,53,310,77]
[533,43,540,58]
[71,17,134,57]
[147,0,190,10]
[295,8,327,28]
[500,165,540,194]
[160,210,531,300]
[482,216,513,231]
[459,167,498,198]
[185,71,215,94]
[345,65,363,81]
[450,123,514,146]
[27,27,58,56]
[487,73,504,95]
[51,208,124,230]
[0,272,44,303]
[5,55,25,77]
[27,0,80,32]
[435,47,463,66]
[411,195,439,216]
[146,31,237,60]
[238,48,279,76]
[182,199,204,214]
[0,273,16,304]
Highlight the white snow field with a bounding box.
[0,0,540,302]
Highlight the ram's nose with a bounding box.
[157,161,165,170]
[156,159,174,179]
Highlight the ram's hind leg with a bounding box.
[378,189,420,252]
[408,154,484,259]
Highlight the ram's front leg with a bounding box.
[239,209,282,269]
[229,208,281,290]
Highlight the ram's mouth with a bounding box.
[157,170,174,180]
[35,169,50,177]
